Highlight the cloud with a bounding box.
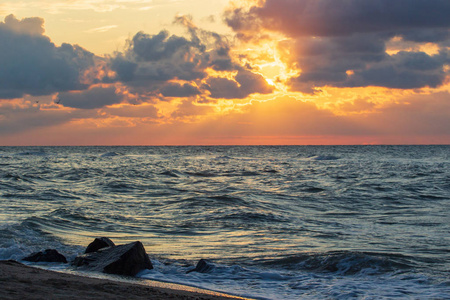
[170,99,214,118]
[57,86,124,109]
[132,30,194,61]
[210,58,234,71]
[1,14,44,35]
[0,15,96,99]
[1,91,448,145]
[109,54,138,82]
[0,13,275,106]
[283,35,449,92]
[400,29,450,44]
[187,96,372,141]
[0,97,97,136]
[31,0,121,14]
[102,103,159,119]
[344,51,448,89]
[0,106,71,135]
[85,25,118,33]
[108,15,275,99]
[205,69,274,99]
[108,29,209,89]
[360,91,450,135]
[179,93,450,143]
[226,0,450,38]
[226,0,450,92]
[160,83,201,97]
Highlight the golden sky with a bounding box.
[0,0,449,145]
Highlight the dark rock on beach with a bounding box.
[23,249,67,263]
[73,241,153,276]
[85,237,115,253]
[187,259,215,274]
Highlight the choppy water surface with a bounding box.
[0,146,449,299]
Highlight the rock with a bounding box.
[85,237,115,253]
[186,259,215,274]
[73,241,153,276]
[23,249,67,263]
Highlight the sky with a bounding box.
[0,0,449,145]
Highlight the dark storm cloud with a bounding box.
[57,86,124,109]
[0,15,96,99]
[205,70,274,99]
[226,0,450,92]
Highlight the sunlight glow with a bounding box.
[265,78,275,86]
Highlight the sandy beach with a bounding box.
[0,260,247,300]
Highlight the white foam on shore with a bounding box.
[137,259,450,300]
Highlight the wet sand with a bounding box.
[0,260,248,300]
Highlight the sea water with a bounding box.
[0,146,449,299]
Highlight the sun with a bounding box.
[265,78,275,86]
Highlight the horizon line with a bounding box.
[1,144,449,147]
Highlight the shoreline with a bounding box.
[0,260,249,300]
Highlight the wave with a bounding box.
[15,151,47,156]
[160,170,184,178]
[0,219,83,261]
[104,180,136,191]
[185,171,218,177]
[101,152,121,157]
[215,155,233,160]
[310,155,340,161]
[184,169,263,178]
[1,173,35,183]
[237,170,261,176]
[256,251,415,275]
[262,168,278,173]
[138,252,447,299]
[301,186,325,193]
[218,211,290,224]
[173,195,249,211]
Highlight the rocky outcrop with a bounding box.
[186,259,215,274]
[85,237,115,253]
[23,249,67,263]
[73,241,153,276]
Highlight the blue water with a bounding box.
[0,146,449,299]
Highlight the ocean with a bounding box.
[0,145,449,299]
